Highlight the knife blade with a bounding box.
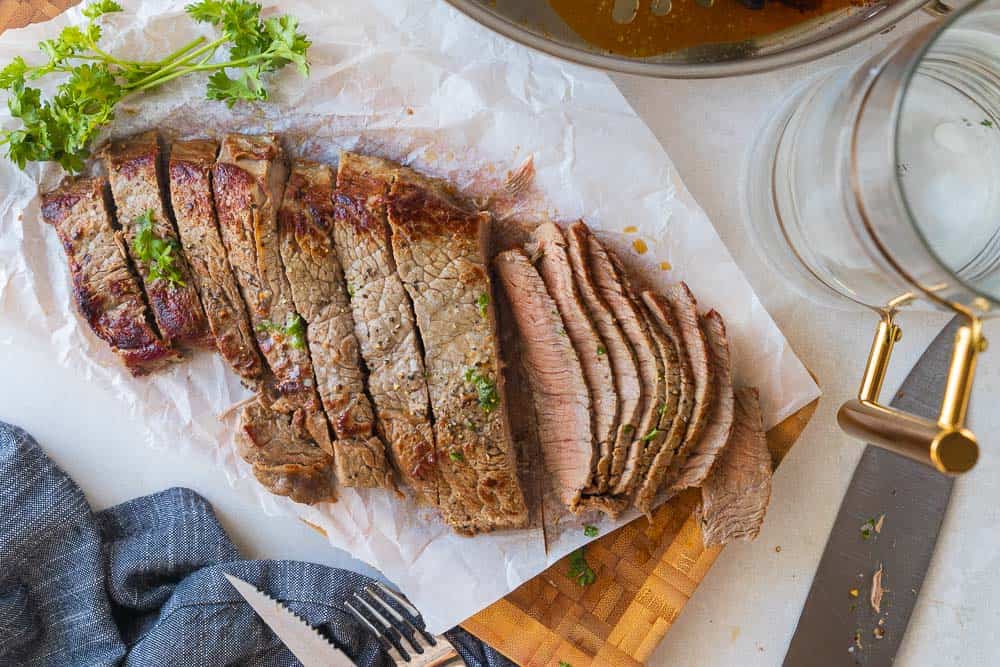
[783,316,962,666]
[223,573,355,667]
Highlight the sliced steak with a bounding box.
[669,310,735,493]
[278,159,392,489]
[103,131,210,348]
[237,397,337,505]
[566,222,641,496]
[659,282,714,488]
[585,235,664,496]
[388,166,527,534]
[529,222,617,503]
[332,152,438,506]
[213,134,331,453]
[495,248,593,512]
[168,139,263,384]
[635,291,695,515]
[42,177,178,375]
[699,387,772,547]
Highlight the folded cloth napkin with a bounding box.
[0,421,514,667]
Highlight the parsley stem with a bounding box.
[155,36,207,67]
[125,36,225,90]
[130,49,279,93]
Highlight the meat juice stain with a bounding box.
[632,238,648,254]
[548,0,861,57]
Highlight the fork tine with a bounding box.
[345,598,409,664]
[354,592,424,655]
[361,588,425,654]
[367,584,437,647]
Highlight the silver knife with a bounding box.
[224,573,356,667]
[784,317,962,666]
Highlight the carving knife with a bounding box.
[783,317,962,666]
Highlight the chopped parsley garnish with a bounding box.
[983,119,994,128]
[656,401,667,416]
[476,293,489,318]
[346,283,356,298]
[596,345,606,356]
[0,0,310,172]
[257,313,307,350]
[860,517,877,540]
[567,547,596,587]
[622,424,634,433]
[132,210,185,287]
[449,450,464,462]
[464,367,499,413]
[640,428,661,442]
[559,662,572,667]
[583,525,598,538]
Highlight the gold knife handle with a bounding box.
[409,642,463,666]
[837,312,982,474]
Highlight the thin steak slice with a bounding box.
[495,249,594,512]
[168,139,263,385]
[103,130,210,348]
[635,291,695,515]
[566,222,641,495]
[213,134,331,453]
[388,166,527,534]
[658,282,714,489]
[42,177,178,375]
[585,235,665,496]
[278,160,392,490]
[529,222,618,504]
[332,152,438,506]
[699,387,772,547]
[669,310,735,493]
[237,397,337,505]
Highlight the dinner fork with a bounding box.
[345,582,464,666]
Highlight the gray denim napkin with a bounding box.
[0,421,514,667]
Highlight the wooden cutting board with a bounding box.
[5,5,819,664]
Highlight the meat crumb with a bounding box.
[871,563,885,613]
[875,513,885,533]
[873,626,885,639]
[849,588,859,598]
[775,545,782,553]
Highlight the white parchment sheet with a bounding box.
[0,0,820,632]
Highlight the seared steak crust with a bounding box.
[333,152,438,505]
[214,134,331,452]
[237,397,337,504]
[566,222,641,496]
[42,177,178,375]
[388,167,527,534]
[495,249,593,512]
[278,160,392,489]
[635,291,695,514]
[168,139,263,384]
[699,387,771,546]
[103,131,210,348]
[670,310,735,493]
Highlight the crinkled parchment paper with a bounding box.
[0,0,820,632]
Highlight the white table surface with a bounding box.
[2,11,998,666]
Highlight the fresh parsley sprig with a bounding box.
[0,0,310,172]
[133,209,185,287]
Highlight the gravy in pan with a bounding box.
[548,0,862,57]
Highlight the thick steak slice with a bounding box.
[213,134,331,453]
[168,139,263,384]
[332,152,438,506]
[103,131,210,348]
[388,167,527,534]
[659,282,714,488]
[278,160,392,490]
[670,310,735,493]
[635,291,695,515]
[237,397,337,505]
[42,178,178,375]
[585,236,665,496]
[566,222,641,495]
[699,387,771,547]
[495,249,593,512]
[530,222,617,503]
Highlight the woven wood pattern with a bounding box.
[5,5,819,665]
[463,400,818,666]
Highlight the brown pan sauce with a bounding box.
[548,0,863,57]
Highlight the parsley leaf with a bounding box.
[583,525,598,538]
[449,450,464,462]
[476,292,489,318]
[257,313,307,350]
[464,367,499,413]
[132,210,185,287]
[567,547,596,587]
[640,428,661,442]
